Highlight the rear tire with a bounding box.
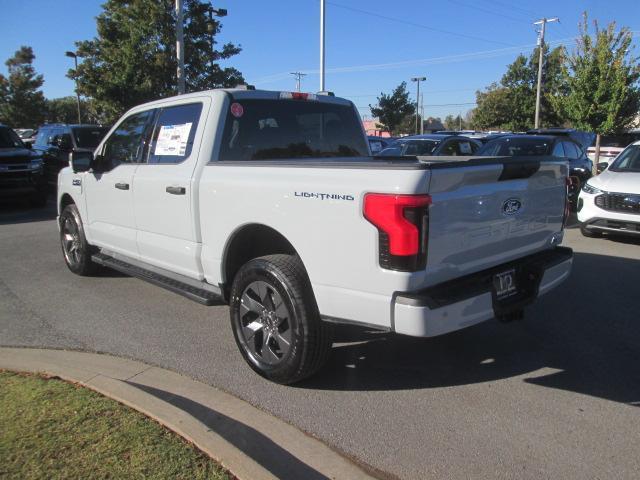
[229,254,333,384]
[580,224,602,238]
[60,204,98,276]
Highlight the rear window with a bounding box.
[218,99,368,161]
[478,137,552,156]
[72,127,109,149]
[403,140,440,155]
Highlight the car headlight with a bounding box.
[29,158,43,170]
[581,182,602,195]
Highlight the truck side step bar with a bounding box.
[91,253,223,306]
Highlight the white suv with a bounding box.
[578,140,640,237]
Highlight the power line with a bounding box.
[480,0,537,18]
[447,0,530,24]
[323,0,515,47]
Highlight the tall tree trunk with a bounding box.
[593,133,601,175]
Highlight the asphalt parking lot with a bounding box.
[1,199,639,480]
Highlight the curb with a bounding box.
[0,347,377,480]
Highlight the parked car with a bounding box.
[57,88,572,384]
[526,128,595,151]
[376,134,481,157]
[578,140,640,238]
[367,136,393,154]
[33,124,109,189]
[477,134,592,208]
[586,132,640,167]
[0,124,47,207]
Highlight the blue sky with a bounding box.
[1,0,639,120]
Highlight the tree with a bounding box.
[0,46,47,128]
[370,82,415,135]
[45,97,96,124]
[444,114,467,130]
[73,0,244,123]
[471,46,566,131]
[555,14,640,168]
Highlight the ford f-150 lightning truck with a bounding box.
[57,88,573,384]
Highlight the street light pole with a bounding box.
[411,77,426,135]
[176,0,185,95]
[533,17,558,129]
[320,0,326,91]
[65,51,82,124]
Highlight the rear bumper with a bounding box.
[392,247,573,337]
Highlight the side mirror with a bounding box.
[596,162,609,174]
[69,151,93,173]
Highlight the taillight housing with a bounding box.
[364,193,432,272]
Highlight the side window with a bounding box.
[552,142,565,158]
[562,141,579,160]
[101,110,155,170]
[147,103,203,164]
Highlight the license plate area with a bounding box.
[493,269,518,300]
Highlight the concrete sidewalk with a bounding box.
[0,347,378,480]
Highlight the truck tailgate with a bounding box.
[422,156,568,287]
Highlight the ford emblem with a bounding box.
[502,198,522,215]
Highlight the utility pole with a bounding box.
[65,51,82,124]
[320,0,326,91]
[533,17,558,129]
[411,77,426,135]
[290,72,307,92]
[420,94,424,134]
[176,0,185,95]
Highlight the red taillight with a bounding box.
[364,193,432,271]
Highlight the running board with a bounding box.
[91,253,223,306]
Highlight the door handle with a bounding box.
[115,182,130,190]
[166,186,186,195]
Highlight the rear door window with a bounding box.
[552,142,565,158]
[147,103,203,164]
[218,99,368,161]
[562,141,579,160]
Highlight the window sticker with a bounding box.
[154,122,192,156]
[230,102,244,118]
[459,142,472,154]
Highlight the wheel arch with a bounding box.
[59,193,75,217]
[222,223,305,299]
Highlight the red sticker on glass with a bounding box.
[230,102,244,118]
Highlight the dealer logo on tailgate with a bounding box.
[502,198,523,216]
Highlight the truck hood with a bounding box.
[589,169,640,194]
[0,147,39,164]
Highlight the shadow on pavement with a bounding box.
[300,252,640,407]
[0,198,57,225]
[127,382,331,480]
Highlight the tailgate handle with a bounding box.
[166,186,186,195]
[114,182,130,190]
[499,161,540,181]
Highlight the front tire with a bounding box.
[60,204,97,276]
[229,254,333,384]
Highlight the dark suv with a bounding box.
[0,124,48,207]
[33,124,109,188]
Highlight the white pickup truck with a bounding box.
[57,88,573,384]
